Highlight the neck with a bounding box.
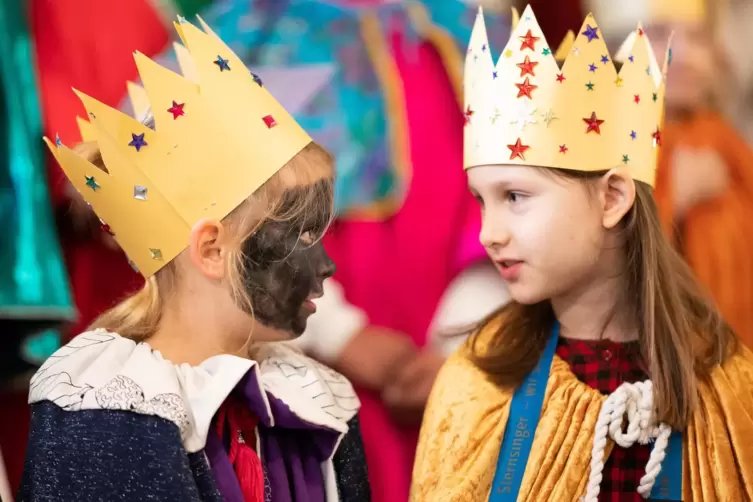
[551,266,638,343]
[147,290,250,366]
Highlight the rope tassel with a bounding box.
[583,380,672,501]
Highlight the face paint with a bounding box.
[240,180,335,335]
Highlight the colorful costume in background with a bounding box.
[22,18,368,501]
[412,5,753,501]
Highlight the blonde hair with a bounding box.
[84,141,335,342]
[467,171,738,429]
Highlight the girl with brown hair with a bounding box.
[411,6,753,501]
[20,18,368,502]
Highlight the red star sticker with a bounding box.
[634,94,641,104]
[556,73,566,83]
[653,128,662,146]
[559,144,568,154]
[263,115,277,128]
[583,112,605,134]
[519,30,540,51]
[167,101,185,119]
[516,56,539,77]
[464,105,475,125]
[507,138,531,160]
[515,77,538,99]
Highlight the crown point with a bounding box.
[128,132,148,151]
[507,138,530,161]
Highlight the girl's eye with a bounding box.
[507,191,525,204]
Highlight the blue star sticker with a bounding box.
[601,55,609,64]
[85,175,100,191]
[628,55,635,63]
[252,73,263,87]
[630,130,637,140]
[492,70,498,79]
[589,63,598,72]
[128,133,147,152]
[582,24,600,42]
[214,55,231,72]
[481,44,487,52]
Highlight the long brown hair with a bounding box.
[467,170,738,429]
[85,141,334,342]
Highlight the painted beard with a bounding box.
[240,183,335,336]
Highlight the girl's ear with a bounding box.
[187,218,228,280]
[598,168,636,229]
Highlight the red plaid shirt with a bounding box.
[556,338,650,502]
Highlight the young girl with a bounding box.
[412,7,753,502]
[20,18,368,502]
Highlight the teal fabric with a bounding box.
[0,2,73,330]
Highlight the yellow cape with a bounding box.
[411,328,753,501]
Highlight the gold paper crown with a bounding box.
[48,18,312,277]
[464,5,670,186]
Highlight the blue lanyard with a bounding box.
[488,323,683,501]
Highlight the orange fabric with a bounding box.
[655,111,753,348]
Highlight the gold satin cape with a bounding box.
[411,330,753,501]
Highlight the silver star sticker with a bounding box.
[133,185,148,201]
[490,107,501,124]
[509,101,538,131]
[541,109,558,127]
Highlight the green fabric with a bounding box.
[0,2,73,328]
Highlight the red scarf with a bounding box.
[215,396,265,501]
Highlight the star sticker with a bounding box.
[509,101,538,131]
[542,47,551,56]
[652,93,658,102]
[589,63,598,72]
[504,49,514,58]
[601,55,609,64]
[517,56,539,77]
[150,248,163,260]
[85,175,100,191]
[586,81,595,91]
[252,73,263,87]
[615,76,624,87]
[519,30,540,51]
[622,154,630,164]
[214,55,231,72]
[541,109,558,126]
[55,133,62,147]
[583,112,605,134]
[630,130,637,140]
[646,66,652,75]
[481,44,487,52]
[167,101,185,119]
[653,128,662,147]
[638,28,645,36]
[634,94,641,104]
[582,24,600,42]
[556,73,566,83]
[559,144,568,154]
[493,70,499,79]
[464,105,475,125]
[628,55,635,63]
[507,138,531,161]
[515,77,538,99]
[100,220,115,237]
[128,133,147,151]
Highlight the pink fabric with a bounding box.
[322,29,487,502]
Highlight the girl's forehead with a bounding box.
[467,165,549,187]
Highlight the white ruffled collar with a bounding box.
[29,329,360,453]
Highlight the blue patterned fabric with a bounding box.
[153,0,510,217]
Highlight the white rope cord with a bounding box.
[582,380,673,501]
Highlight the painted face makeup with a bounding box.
[240,180,335,336]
